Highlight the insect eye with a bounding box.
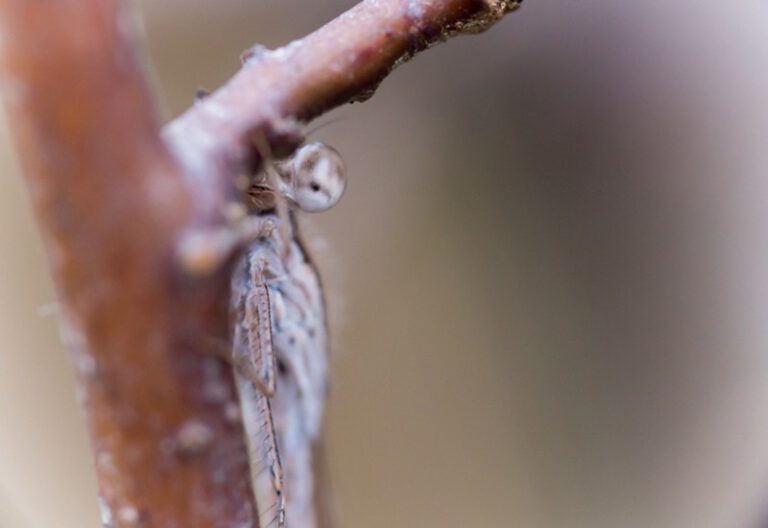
[290,142,347,212]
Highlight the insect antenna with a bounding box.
[302,116,346,139]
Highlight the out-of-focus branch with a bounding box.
[164,0,522,182]
[0,2,256,527]
[0,0,521,526]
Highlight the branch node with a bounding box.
[241,44,271,65]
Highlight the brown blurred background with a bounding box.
[4,1,768,527]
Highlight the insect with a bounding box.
[231,141,346,528]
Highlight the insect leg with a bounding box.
[235,372,286,528]
[232,251,287,526]
[251,132,295,256]
[235,253,282,397]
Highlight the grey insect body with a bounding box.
[231,142,345,528]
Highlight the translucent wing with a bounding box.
[235,376,285,528]
[270,235,331,528]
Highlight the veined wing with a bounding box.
[232,248,285,528]
[270,236,331,528]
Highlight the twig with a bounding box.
[164,0,522,185]
[0,0,522,526]
[0,2,255,526]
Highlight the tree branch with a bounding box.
[164,0,522,183]
[0,0,521,526]
[0,2,255,526]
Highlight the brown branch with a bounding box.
[0,0,521,526]
[164,0,522,182]
[0,1,255,527]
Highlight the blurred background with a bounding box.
[4,1,768,527]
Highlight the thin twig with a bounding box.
[164,0,522,184]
